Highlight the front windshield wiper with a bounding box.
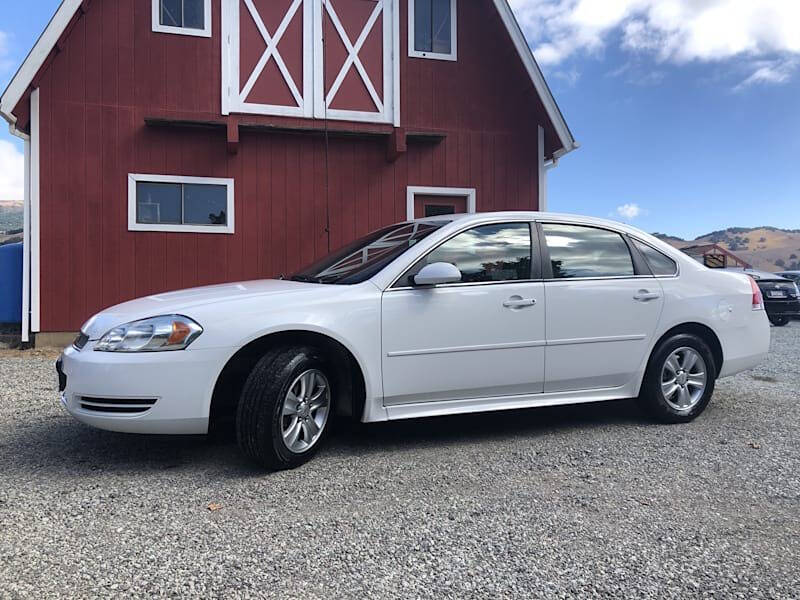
[289,274,326,284]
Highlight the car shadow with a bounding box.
[332,398,647,453]
[3,398,646,477]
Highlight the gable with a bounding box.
[1,0,576,156]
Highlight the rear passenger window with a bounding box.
[398,223,532,286]
[542,224,634,279]
[632,239,678,276]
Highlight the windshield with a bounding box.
[291,221,446,284]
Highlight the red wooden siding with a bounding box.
[31,0,549,332]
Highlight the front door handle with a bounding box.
[633,290,661,302]
[503,297,537,309]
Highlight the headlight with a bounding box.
[94,315,203,352]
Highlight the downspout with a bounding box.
[538,126,579,212]
[540,158,559,213]
[30,89,40,336]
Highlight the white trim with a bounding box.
[151,0,213,38]
[21,138,31,343]
[127,174,236,234]
[406,185,476,220]
[392,0,401,126]
[492,0,575,156]
[30,89,40,333]
[408,0,458,62]
[537,125,546,212]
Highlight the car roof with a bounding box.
[412,211,656,237]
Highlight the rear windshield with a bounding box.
[291,221,445,284]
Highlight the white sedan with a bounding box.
[58,212,770,469]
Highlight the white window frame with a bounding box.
[408,0,457,62]
[128,174,235,234]
[152,0,212,38]
[406,185,476,220]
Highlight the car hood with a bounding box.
[82,279,323,339]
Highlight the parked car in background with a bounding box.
[729,269,800,326]
[57,212,770,470]
[776,271,800,286]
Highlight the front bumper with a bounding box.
[58,342,229,434]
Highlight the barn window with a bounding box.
[152,0,212,38]
[409,0,457,61]
[128,174,235,234]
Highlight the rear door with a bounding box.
[539,222,664,393]
[381,221,545,406]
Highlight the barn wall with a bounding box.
[34,0,544,331]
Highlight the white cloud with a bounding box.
[509,0,800,82]
[0,140,25,200]
[552,67,581,87]
[734,58,798,91]
[616,203,642,220]
[0,31,14,73]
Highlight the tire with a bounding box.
[236,346,334,470]
[769,315,789,327]
[637,333,717,424]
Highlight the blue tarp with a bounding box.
[0,243,22,323]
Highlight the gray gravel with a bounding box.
[1,325,799,599]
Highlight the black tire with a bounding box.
[769,315,789,327]
[236,346,333,470]
[637,333,717,424]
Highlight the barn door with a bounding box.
[222,0,314,117]
[223,0,397,124]
[314,0,396,123]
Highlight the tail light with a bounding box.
[749,276,764,310]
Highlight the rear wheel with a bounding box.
[638,334,716,423]
[236,346,333,470]
[769,315,789,327]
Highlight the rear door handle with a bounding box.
[503,297,537,309]
[633,290,661,302]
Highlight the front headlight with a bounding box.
[94,315,203,352]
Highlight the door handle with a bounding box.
[633,290,661,302]
[503,297,537,309]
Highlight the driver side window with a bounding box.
[396,222,533,287]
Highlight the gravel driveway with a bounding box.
[1,325,799,599]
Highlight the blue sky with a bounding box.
[1,0,799,239]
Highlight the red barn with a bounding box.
[1,0,576,345]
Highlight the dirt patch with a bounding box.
[0,348,62,360]
[751,374,779,383]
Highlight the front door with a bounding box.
[381,222,545,406]
[539,223,664,392]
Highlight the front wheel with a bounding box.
[769,315,789,327]
[236,346,333,470]
[638,334,716,424]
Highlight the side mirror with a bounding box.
[412,262,462,286]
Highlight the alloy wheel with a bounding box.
[281,369,331,453]
[660,347,707,411]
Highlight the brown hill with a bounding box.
[654,227,800,272]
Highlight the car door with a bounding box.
[539,222,664,393]
[381,221,545,406]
